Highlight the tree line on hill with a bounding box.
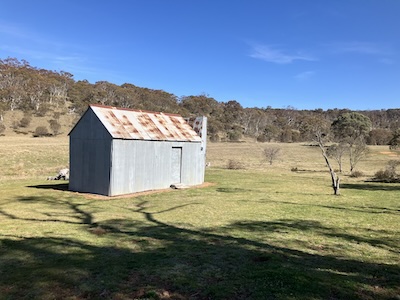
[1,57,400,146]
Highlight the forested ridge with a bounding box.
[1,57,399,144]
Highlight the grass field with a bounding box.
[0,136,399,299]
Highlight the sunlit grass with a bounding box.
[0,136,399,299]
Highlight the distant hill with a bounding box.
[1,57,399,144]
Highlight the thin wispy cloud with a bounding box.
[329,41,391,56]
[1,44,85,66]
[326,41,395,65]
[379,58,395,65]
[2,39,114,82]
[0,21,96,76]
[0,21,87,58]
[249,44,317,64]
[0,21,55,48]
[0,22,29,39]
[294,71,316,81]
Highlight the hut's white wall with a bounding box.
[69,109,112,195]
[109,139,204,196]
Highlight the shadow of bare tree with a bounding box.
[341,183,400,192]
[255,199,400,216]
[0,195,399,299]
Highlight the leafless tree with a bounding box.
[263,147,281,165]
[350,139,370,173]
[326,143,348,173]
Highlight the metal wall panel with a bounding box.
[109,140,204,196]
[69,109,112,195]
[180,142,205,185]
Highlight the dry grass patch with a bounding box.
[0,135,69,180]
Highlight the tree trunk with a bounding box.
[333,176,340,195]
[317,138,341,196]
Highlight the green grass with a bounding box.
[0,137,399,299]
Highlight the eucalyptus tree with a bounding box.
[304,116,341,195]
[331,112,372,172]
[314,126,341,195]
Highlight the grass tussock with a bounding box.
[0,136,399,299]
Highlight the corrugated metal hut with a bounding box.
[69,104,207,196]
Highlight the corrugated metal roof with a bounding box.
[90,104,202,142]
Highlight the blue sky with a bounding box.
[1,0,399,110]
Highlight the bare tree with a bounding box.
[350,139,369,173]
[326,143,348,173]
[263,147,281,165]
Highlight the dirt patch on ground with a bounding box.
[380,151,399,157]
[81,182,216,200]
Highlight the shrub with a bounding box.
[19,116,32,128]
[53,112,61,120]
[49,119,61,135]
[35,104,51,117]
[33,126,51,137]
[0,123,5,135]
[209,133,220,142]
[374,170,396,182]
[373,160,400,182]
[11,120,20,129]
[256,135,267,143]
[227,159,245,170]
[227,130,241,141]
[349,170,364,178]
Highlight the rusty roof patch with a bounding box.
[89,104,201,142]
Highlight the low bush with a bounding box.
[35,104,51,117]
[33,126,51,137]
[256,135,267,143]
[227,159,245,170]
[0,123,5,134]
[373,160,400,182]
[11,120,20,130]
[19,116,32,128]
[350,170,364,178]
[49,119,61,135]
[209,133,220,142]
[227,131,241,141]
[53,112,61,119]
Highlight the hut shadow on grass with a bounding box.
[27,182,69,191]
[1,195,399,299]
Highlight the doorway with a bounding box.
[171,147,182,184]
